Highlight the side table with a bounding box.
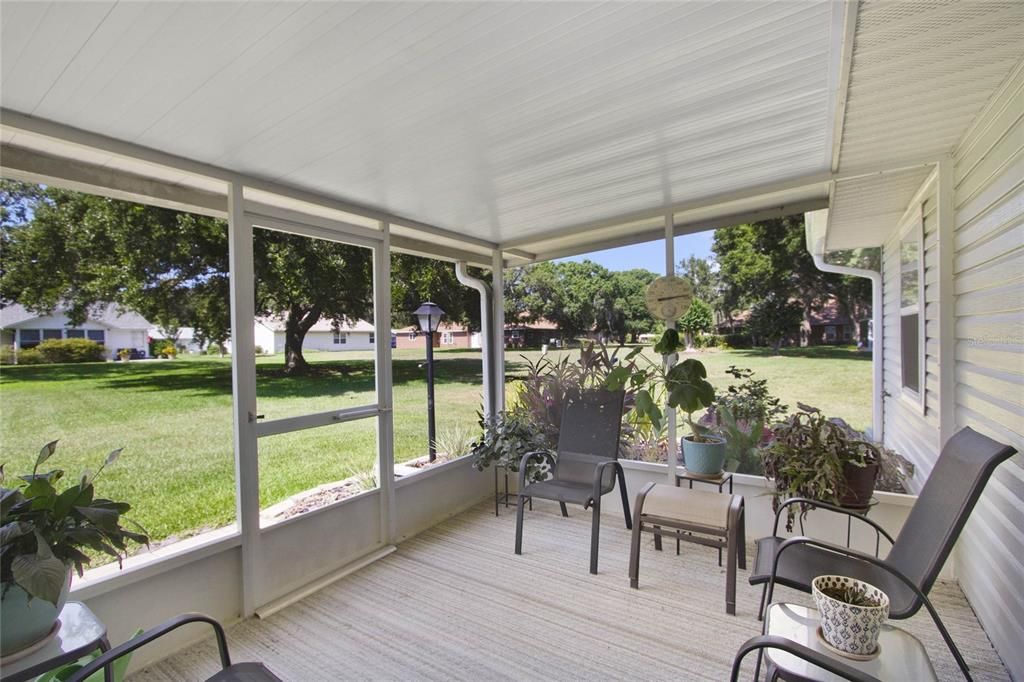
[0,602,112,682]
[675,468,734,494]
[762,602,937,681]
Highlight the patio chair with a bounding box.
[68,614,282,682]
[514,388,630,574]
[749,426,1016,680]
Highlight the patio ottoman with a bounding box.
[628,481,746,614]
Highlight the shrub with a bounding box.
[723,333,752,349]
[151,339,177,358]
[3,347,45,364]
[254,345,266,356]
[695,333,723,349]
[36,338,106,363]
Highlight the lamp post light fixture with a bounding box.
[414,302,445,462]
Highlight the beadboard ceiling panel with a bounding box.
[0,0,836,244]
[837,0,1024,172]
[827,167,933,250]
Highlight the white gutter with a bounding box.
[455,261,493,420]
[805,209,883,441]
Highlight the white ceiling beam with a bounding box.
[0,108,498,252]
[498,171,833,251]
[390,235,497,269]
[0,144,227,218]
[527,197,830,264]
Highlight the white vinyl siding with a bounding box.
[949,63,1024,679]
[882,179,941,481]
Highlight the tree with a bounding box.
[0,181,481,375]
[390,253,482,330]
[748,293,804,353]
[677,255,722,322]
[678,299,713,349]
[713,216,867,347]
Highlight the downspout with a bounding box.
[455,261,493,420]
[805,210,884,441]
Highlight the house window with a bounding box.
[66,329,85,338]
[87,330,105,343]
[333,330,347,345]
[369,332,375,344]
[825,326,836,342]
[441,331,454,345]
[408,331,416,340]
[899,214,924,400]
[43,329,62,341]
[19,329,41,348]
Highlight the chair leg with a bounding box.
[737,505,747,570]
[559,501,568,517]
[590,497,601,574]
[514,494,526,555]
[629,498,644,589]
[726,518,737,615]
[617,467,632,529]
[757,584,767,621]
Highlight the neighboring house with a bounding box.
[392,322,475,350]
[253,317,376,354]
[504,318,560,348]
[0,303,152,359]
[805,299,856,346]
[149,327,206,354]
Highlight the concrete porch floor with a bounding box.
[136,498,1008,680]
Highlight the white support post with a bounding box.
[936,156,956,447]
[664,214,678,483]
[227,182,261,617]
[491,250,506,414]
[375,222,397,544]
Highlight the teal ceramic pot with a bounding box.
[1,572,71,655]
[681,435,727,475]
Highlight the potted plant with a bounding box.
[469,411,554,484]
[611,329,722,475]
[761,404,882,531]
[812,575,890,658]
[1,441,149,656]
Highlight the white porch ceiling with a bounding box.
[0,0,839,247]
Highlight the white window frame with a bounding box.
[898,205,926,412]
[441,331,454,345]
[333,330,347,345]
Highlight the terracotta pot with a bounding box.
[839,461,878,508]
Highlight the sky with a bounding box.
[557,229,715,274]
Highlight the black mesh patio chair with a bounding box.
[68,614,282,682]
[514,388,630,574]
[750,426,1016,680]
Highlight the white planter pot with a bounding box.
[812,575,890,657]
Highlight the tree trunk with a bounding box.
[684,331,695,350]
[283,305,323,375]
[771,336,783,355]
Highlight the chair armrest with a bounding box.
[729,634,881,682]
[591,459,622,500]
[68,614,231,682]
[771,496,896,546]
[517,450,552,491]
[768,537,972,681]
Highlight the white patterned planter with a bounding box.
[812,575,890,657]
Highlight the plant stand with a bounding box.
[0,602,112,682]
[493,463,530,517]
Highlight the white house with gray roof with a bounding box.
[0,303,152,359]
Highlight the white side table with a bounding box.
[0,602,111,682]
[764,603,937,681]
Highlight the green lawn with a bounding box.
[0,345,868,552]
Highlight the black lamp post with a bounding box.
[414,301,445,462]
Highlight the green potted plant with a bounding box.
[469,411,554,483]
[761,404,882,531]
[611,329,722,475]
[1,441,149,655]
[812,575,890,658]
